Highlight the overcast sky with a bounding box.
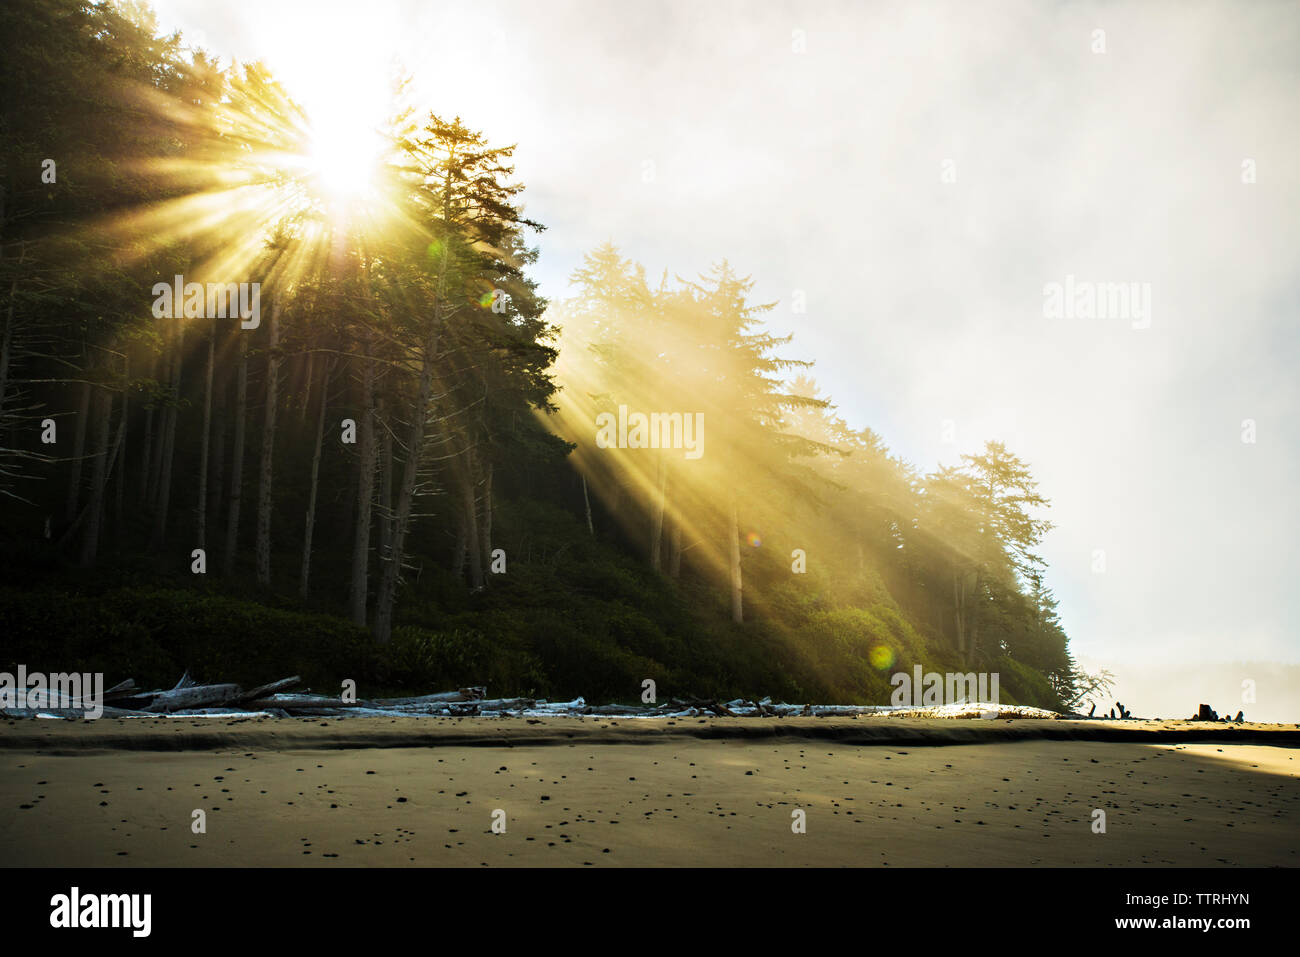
[150,0,1300,717]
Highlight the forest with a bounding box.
[0,0,1086,710]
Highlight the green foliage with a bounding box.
[0,585,379,692]
[384,626,544,696]
[990,656,1063,711]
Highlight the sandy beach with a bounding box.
[2,717,1297,867]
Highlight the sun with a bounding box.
[277,50,395,212]
[304,115,386,207]
[231,4,400,203]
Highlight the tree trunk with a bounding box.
[78,386,113,566]
[113,359,127,538]
[650,454,666,571]
[196,321,214,549]
[145,349,166,507]
[349,337,378,626]
[150,321,184,548]
[729,497,743,624]
[254,299,281,585]
[953,570,966,659]
[0,276,18,420]
[481,460,493,571]
[581,473,594,537]
[208,378,226,544]
[463,468,483,591]
[669,513,682,581]
[378,396,393,562]
[451,516,468,578]
[104,389,128,551]
[339,450,356,550]
[65,379,91,523]
[372,338,438,643]
[299,349,315,426]
[222,336,248,576]
[138,352,154,505]
[299,357,331,600]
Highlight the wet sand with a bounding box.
[2,717,1297,866]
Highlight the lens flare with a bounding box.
[746,532,762,548]
[868,645,895,670]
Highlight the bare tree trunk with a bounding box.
[0,276,17,419]
[299,349,315,426]
[451,517,468,579]
[104,389,127,551]
[58,393,126,557]
[145,347,167,507]
[138,352,154,505]
[339,455,356,550]
[481,460,493,571]
[254,300,281,585]
[196,321,214,549]
[150,321,184,549]
[650,454,666,571]
[222,337,247,576]
[581,473,594,537]
[953,570,966,660]
[113,359,127,537]
[299,357,331,600]
[349,338,378,626]
[463,468,483,591]
[79,386,113,566]
[65,379,91,523]
[378,396,393,562]
[208,379,226,543]
[729,496,743,624]
[372,339,437,643]
[669,515,682,580]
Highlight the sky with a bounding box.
[148,0,1300,718]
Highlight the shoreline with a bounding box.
[2,715,1297,754]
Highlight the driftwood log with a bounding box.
[143,683,243,713]
[245,694,357,710]
[236,676,302,703]
[376,688,485,706]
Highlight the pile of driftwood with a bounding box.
[1083,700,1134,719]
[84,674,495,719]
[0,673,1060,720]
[1190,703,1246,723]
